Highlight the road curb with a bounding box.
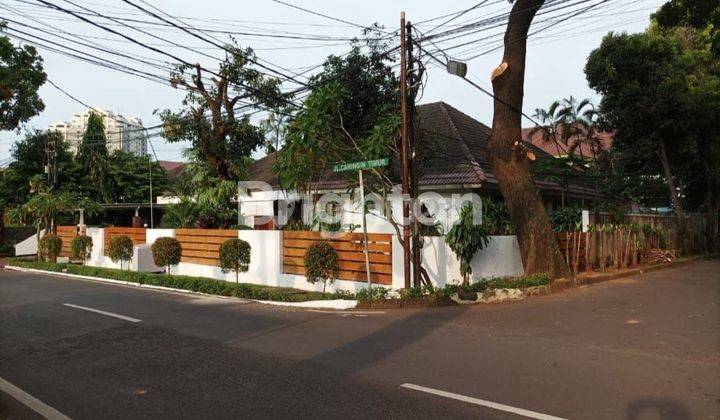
[3,265,358,310]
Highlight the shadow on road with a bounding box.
[625,397,692,420]
[309,306,471,374]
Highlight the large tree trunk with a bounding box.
[657,141,687,247]
[487,0,570,278]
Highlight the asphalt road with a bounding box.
[1,259,718,419]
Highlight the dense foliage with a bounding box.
[274,36,398,193]
[38,234,61,262]
[159,43,283,181]
[219,238,251,282]
[70,234,93,264]
[8,259,354,302]
[151,237,182,274]
[0,130,75,207]
[76,112,111,202]
[586,21,719,214]
[7,177,100,241]
[160,150,238,229]
[653,0,720,56]
[550,206,583,232]
[304,241,339,293]
[445,203,490,285]
[0,130,169,227]
[482,197,513,235]
[107,235,133,269]
[0,26,46,131]
[106,151,169,203]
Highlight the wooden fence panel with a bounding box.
[57,225,80,258]
[175,229,239,267]
[555,232,587,272]
[104,227,146,256]
[587,211,709,255]
[282,231,393,285]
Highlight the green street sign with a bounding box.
[332,158,389,173]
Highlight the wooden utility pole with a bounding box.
[399,12,411,289]
[406,21,423,288]
[45,133,59,234]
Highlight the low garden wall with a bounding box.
[40,227,526,292]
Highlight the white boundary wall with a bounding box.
[80,228,524,292]
[421,235,524,287]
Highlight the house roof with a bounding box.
[248,101,599,197]
[158,161,187,179]
[521,125,613,158]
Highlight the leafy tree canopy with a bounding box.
[0,130,75,207]
[653,0,720,56]
[274,37,399,193]
[586,10,720,213]
[107,150,169,204]
[0,25,46,131]
[159,43,284,181]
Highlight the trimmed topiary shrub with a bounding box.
[38,234,62,262]
[219,238,251,282]
[304,241,339,293]
[108,235,134,270]
[71,235,93,264]
[151,237,182,274]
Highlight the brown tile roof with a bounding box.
[158,161,187,179]
[248,101,599,197]
[521,125,613,158]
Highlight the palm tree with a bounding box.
[529,100,568,157]
[556,96,603,160]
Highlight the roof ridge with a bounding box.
[437,102,486,182]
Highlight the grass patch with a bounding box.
[7,258,354,302]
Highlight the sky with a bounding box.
[0,0,666,164]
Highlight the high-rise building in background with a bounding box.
[49,107,148,156]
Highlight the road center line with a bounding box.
[400,383,567,420]
[62,303,142,323]
[0,376,72,420]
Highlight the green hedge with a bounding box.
[355,273,552,301]
[8,259,354,302]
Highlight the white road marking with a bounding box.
[400,383,567,420]
[62,303,142,323]
[0,376,72,420]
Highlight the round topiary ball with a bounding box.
[108,235,134,269]
[151,237,182,274]
[304,241,339,293]
[219,238,251,282]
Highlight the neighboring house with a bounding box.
[49,107,148,156]
[241,101,600,231]
[522,125,613,159]
[157,161,187,181]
